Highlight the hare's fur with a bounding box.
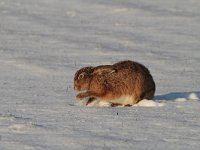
[74,60,156,105]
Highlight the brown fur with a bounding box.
[74,60,156,105]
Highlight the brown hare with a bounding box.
[74,60,156,106]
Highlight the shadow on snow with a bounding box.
[155,91,200,101]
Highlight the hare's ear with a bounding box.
[78,72,86,80]
[93,68,116,75]
[87,67,95,73]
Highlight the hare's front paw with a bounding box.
[76,93,86,100]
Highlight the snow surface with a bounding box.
[0,0,200,149]
[77,98,166,107]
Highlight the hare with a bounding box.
[74,60,156,106]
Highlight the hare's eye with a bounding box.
[78,73,84,80]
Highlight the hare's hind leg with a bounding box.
[142,88,155,100]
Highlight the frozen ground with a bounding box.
[0,0,200,149]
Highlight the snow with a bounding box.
[77,98,165,107]
[133,99,165,107]
[0,0,200,150]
